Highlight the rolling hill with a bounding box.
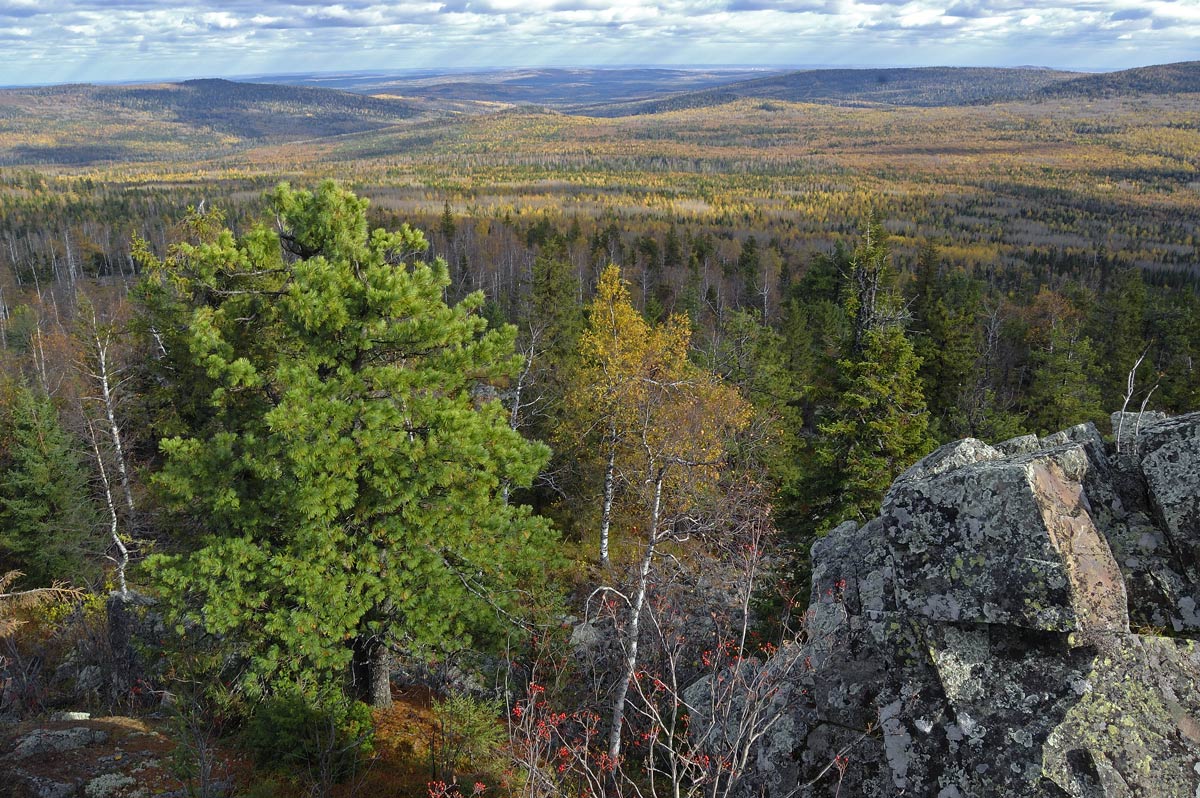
[0,79,422,165]
[569,66,1084,116]
[1037,60,1200,99]
[259,67,779,108]
[4,62,1200,168]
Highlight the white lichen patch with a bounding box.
[85,772,136,798]
[930,627,988,705]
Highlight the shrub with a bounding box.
[431,692,506,782]
[243,689,375,789]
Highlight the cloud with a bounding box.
[1,0,1198,86]
[945,2,985,18]
[724,0,829,12]
[0,0,43,18]
[1110,8,1152,21]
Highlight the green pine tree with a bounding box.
[909,244,985,441]
[142,182,555,705]
[1092,266,1148,405]
[1023,288,1104,434]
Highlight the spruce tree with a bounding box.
[1023,288,1104,433]
[809,221,932,531]
[1092,267,1148,405]
[0,384,99,587]
[910,244,985,441]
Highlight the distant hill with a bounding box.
[0,79,421,164]
[570,66,1083,116]
[263,68,777,108]
[1036,61,1200,99]
[4,62,1200,167]
[104,79,419,138]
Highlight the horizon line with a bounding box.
[0,61,1130,91]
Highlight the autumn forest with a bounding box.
[0,62,1198,796]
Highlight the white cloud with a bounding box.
[0,0,1197,85]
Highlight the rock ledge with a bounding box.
[752,411,1200,797]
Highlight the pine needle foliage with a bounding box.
[140,182,555,698]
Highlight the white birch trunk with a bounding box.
[88,423,129,599]
[599,431,616,567]
[607,469,664,762]
[94,334,136,520]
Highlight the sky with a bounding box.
[1,0,1198,87]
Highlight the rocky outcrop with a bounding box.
[750,411,1200,797]
[4,726,110,761]
[0,716,195,798]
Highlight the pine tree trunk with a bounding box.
[352,636,393,708]
[369,643,393,708]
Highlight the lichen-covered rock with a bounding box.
[884,444,1128,634]
[1110,410,1167,460]
[2,772,75,798]
[996,433,1041,456]
[83,772,136,798]
[1041,422,1110,471]
[5,727,109,761]
[742,411,1200,797]
[1138,412,1200,573]
[883,437,1003,505]
[1041,634,1200,798]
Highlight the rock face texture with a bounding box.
[756,411,1200,797]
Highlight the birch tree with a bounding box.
[565,266,751,762]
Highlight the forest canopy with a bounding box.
[0,165,1194,794]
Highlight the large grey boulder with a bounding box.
[882,437,1003,505]
[884,444,1128,635]
[1138,411,1200,572]
[741,411,1200,797]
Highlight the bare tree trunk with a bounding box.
[62,228,77,289]
[32,322,50,394]
[599,429,617,567]
[93,331,136,520]
[88,421,129,599]
[5,234,20,287]
[608,470,664,762]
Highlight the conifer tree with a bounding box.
[1148,288,1200,412]
[809,221,932,531]
[1092,266,1148,404]
[141,182,554,705]
[910,244,985,441]
[1023,288,1104,433]
[0,383,99,587]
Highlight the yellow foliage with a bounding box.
[564,265,752,550]
[0,570,84,639]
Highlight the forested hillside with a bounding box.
[0,80,421,165]
[0,65,1198,796]
[1038,60,1200,98]
[273,67,769,107]
[574,65,1083,115]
